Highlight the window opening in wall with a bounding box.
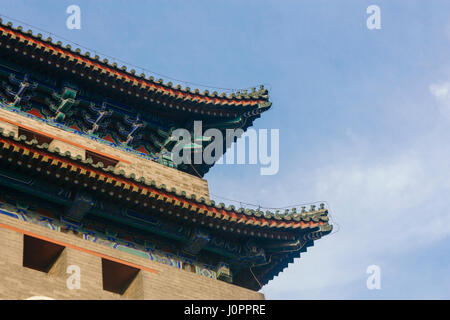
[23,235,65,273]
[101,258,140,294]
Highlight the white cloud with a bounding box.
[430,82,450,120]
[262,128,450,299]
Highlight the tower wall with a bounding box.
[0,214,264,300]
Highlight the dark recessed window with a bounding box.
[18,127,53,145]
[23,235,65,273]
[102,258,140,295]
[86,150,119,168]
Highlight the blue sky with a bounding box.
[1,0,449,299]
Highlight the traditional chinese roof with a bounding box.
[0,19,271,177]
[0,128,332,289]
[0,19,331,291]
[0,130,330,235]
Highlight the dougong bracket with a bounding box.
[3,73,37,107]
[85,102,112,135]
[183,228,211,256]
[65,191,94,222]
[47,87,79,122]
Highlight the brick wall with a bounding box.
[0,214,264,300]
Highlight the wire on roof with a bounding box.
[0,13,268,93]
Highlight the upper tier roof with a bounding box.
[0,19,269,107]
[0,19,272,177]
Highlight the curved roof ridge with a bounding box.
[0,18,269,105]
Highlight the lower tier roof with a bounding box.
[0,116,332,290]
